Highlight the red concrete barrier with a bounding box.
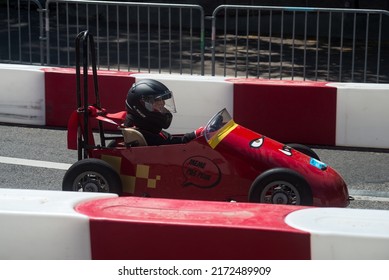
[230,79,337,146]
[43,68,136,127]
[76,197,311,260]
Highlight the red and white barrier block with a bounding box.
[2,64,389,149]
[1,188,388,260]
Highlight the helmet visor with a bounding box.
[143,90,177,114]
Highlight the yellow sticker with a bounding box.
[207,120,238,149]
[136,164,150,179]
[101,155,122,171]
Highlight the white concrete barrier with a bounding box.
[332,82,389,149]
[286,207,389,259]
[0,188,116,259]
[0,64,46,125]
[131,74,234,134]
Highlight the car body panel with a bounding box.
[80,109,349,207]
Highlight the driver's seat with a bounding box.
[121,128,148,146]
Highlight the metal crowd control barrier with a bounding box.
[211,5,389,82]
[0,1,388,82]
[45,0,205,75]
[0,0,45,65]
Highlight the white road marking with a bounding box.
[0,156,71,170]
[349,189,389,202]
[351,195,389,203]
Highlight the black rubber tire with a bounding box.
[248,168,313,206]
[287,143,320,160]
[62,158,122,195]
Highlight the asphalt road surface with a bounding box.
[1,124,389,210]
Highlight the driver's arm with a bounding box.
[182,126,204,143]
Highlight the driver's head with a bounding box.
[125,79,176,132]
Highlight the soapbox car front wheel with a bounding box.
[287,143,320,161]
[62,158,122,195]
[248,168,313,206]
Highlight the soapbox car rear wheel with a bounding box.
[287,143,320,160]
[62,158,122,195]
[248,168,313,206]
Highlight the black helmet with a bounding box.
[125,79,176,133]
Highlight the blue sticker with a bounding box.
[310,158,327,170]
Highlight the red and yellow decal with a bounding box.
[207,120,238,149]
[101,155,161,194]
